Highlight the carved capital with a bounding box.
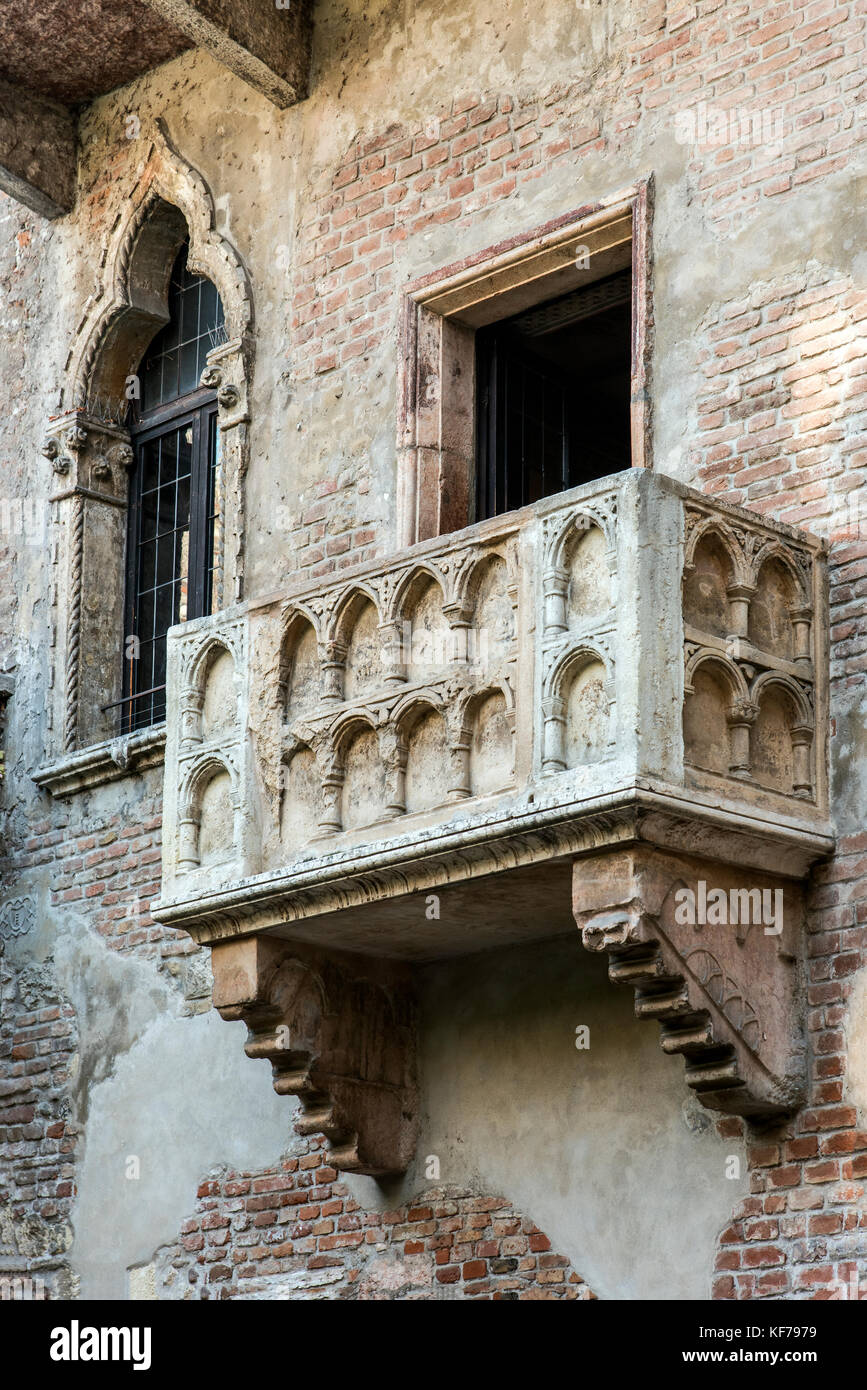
[199,364,223,391]
[726,699,759,728]
[65,425,88,452]
[110,442,134,470]
[211,937,418,1176]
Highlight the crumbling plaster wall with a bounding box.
[345,937,750,1301]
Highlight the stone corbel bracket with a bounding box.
[573,846,806,1119]
[211,935,419,1177]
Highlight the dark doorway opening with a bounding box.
[475,268,632,521]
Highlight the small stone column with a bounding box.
[381,728,408,817]
[726,582,756,640]
[790,606,813,667]
[318,750,344,833]
[447,736,472,801]
[727,699,759,779]
[378,620,408,685]
[177,816,199,870]
[543,567,569,634]
[179,689,205,750]
[320,640,347,703]
[542,695,567,773]
[790,724,814,797]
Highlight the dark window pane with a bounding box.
[138,541,156,592]
[154,533,175,589]
[476,268,632,521]
[181,279,201,344]
[136,639,156,693]
[135,590,155,646]
[175,473,190,535]
[139,489,158,545]
[154,582,176,639]
[135,242,226,416]
[156,486,177,537]
[152,637,167,693]
[124,244,225,734]
[179,339,200,397]
[139,437,160,489]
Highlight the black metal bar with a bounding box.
[102,684,166,712]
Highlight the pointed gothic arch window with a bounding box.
[122,241,226,732]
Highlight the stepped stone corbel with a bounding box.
[211,936,418,1177]
[572,847,806,1119]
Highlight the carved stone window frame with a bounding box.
[34,121,255,794]
[396,178,653,548]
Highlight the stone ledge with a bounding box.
[153,783,834,955]
[32,725,166,798]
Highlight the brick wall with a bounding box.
[686,177,866,1303]
[0,940,77,1298]
[151,1135,594,1300]
[286,0,864,578]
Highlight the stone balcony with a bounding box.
[154,469,832,1170]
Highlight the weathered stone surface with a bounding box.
[156,468,830,956]
[573,846,807,1120]
[139,0,313,107]
[0,79,76,219]
[1,0,864,1306]
[0,0,191,106]
[211,936,418,1176]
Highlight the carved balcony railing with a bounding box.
[156,467,830,941]
[153,469,832,1165]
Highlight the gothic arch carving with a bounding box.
[749,671,813,727]
[329,583,382,647]
[543,642,611,704]
[179,639,239,750]
[177,751,240,870]
[393,695,450,815]
[683,649,749,702]
[749,540,810,605]
[386,565,449,638]
[683,517,749,587]
[392,689,447,733]
[460,548,512,612]
[330,707,380,760]
[542,645,613,773]
[333,589,384,702]
[749,672,814,797]
[544,504,617,572]
[187,637,237,695]
[279,609,323,719]
[281,602,323,649]
[44,121,256,757]
[542,513,615,636]
[61,119,253,414]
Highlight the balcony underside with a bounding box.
[157,785,831,959]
